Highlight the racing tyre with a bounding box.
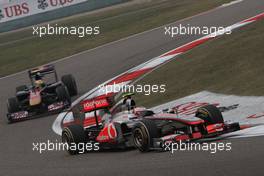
[195,104,224,124]
[7,97,20,113]
[56,86,71,104]
[61,74,78,96]
[132,119,159,152]
[62,125,87,155]
[16,85,27,92]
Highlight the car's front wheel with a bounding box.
[7,97,20,123]
[7,97,20,113]
[132,119,159,152]
[56,86,71,105]
[195,104,224,124]
[61,74,78,97]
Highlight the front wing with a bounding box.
[7,101,69,123]
[151,122,241,150]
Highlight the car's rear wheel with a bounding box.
[61,74,78,96]
[7,97,20,113]
[56,86,71,104]
[16,85,27,92]
[132,119,159,152]
[62,125,87,155]
[195,104,224,124]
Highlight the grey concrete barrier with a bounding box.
[0,0,129,33]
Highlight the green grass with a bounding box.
[134,19,264,108]
[0,0,232,77]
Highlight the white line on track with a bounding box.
[220,0,243,8]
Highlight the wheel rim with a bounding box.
[134,128,145,148]
[62,132,76,154]
[62,132,70,144]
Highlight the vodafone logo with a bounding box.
[108,123,117,139]
[83,98,110,112]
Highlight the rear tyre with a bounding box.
[195,104,224,124]
[7,97,20,113]
[61,74,78,96]
[16,85,27,92]
[62,125,87,155]
[132,119,159,152]
[56,86,71,105]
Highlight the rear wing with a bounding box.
[78,96,113,129]
[28,64,58,84]
[28,64,56,77]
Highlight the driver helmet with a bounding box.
[34,73,44,88]
[35,72,43,81]
[35,80,44,88]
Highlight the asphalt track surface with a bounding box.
[1,0,264,175]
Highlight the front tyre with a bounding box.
[132,119,159,152]
[56,86,71,105]
[7,97,20,113]
[195,104,224,124]
[7,97,20,123]
[61,74,78,96]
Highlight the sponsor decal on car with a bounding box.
[48,102,64,111]
[12,111,28,119]
[82,98,110,112]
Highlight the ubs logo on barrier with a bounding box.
[38,0,74,10]
[1,2,29,19]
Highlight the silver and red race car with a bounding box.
[62,95,240,154]
[6,64,78,123]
